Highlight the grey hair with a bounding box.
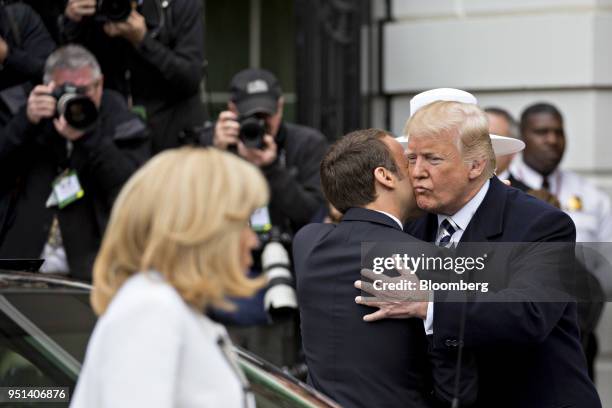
[43,45,102,84]
[484,106,520,139]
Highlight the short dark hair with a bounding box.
[520,103,563,131]
[320,128,398,213]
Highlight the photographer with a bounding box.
[60,0,205,153]
[203,68,328,233]
[0,1,55,248]
[0,45,150,280]
[202,68,327,368]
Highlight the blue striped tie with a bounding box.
[438,218,457,248]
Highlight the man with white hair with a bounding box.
[357,89,600,407]
[0,45,150,280]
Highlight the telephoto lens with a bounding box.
[261,228,298,322]
[52,84,99,131]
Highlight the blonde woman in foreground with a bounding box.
[70,148,268,408]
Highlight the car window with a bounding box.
[0,286,337,407]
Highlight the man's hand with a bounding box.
[65,0,96,22]
[26,83,56,125]
[213,111,240,150]
[354,267,430,322]
[0,36,9,64]
[103,10,147,46]
[238,134,278,167]
[54,115,86,141]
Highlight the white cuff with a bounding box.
[423,301,434,335]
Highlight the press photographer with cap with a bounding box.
[202,68,327,236]
[200,68,327,367]
[0,45,150,280]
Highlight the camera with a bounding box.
[239,115,267,149]
[52,83,99,131]
[259,227,297,322]
[97,0,134,22]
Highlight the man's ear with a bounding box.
[468,158,487,180]
[373,166,395,189]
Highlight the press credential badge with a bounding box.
[51,170,85,209]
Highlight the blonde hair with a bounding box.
[404,101,496,178]
[91,148,269,315]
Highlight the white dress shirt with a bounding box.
[71,271,253,408]
[424,180,490,335]
[373,210,403,230]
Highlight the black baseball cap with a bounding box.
[229,68,282,116]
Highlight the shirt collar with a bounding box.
[373,210,403,230]
[510,155,560,191]
[437,179,490,231]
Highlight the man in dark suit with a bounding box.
[358,99,600,407]
[293,129,477,408]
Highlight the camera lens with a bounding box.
[57,94,98,131]
[239,116,266,149]
[98,0,132,21]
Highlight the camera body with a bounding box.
[97,0,135,22]
[52,83,99,131]
[238,114,267,149]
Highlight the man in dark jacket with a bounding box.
[0,1,55,250]
[294,128,477,408]
[202,68,327,368]
[61,0,205,152]
[203,68,328,235]
[0,45,150,281]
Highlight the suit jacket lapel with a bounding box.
[460,177,507,243]
[404,213,438,242]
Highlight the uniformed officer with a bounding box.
[510,102,612,380]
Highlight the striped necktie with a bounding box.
[437,218,457,248]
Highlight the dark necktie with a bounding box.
[542,177,550,191]
[438,218,457,248]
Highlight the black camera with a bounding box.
[239,115,267,149]
[97,0,133,22]
[52,83,99,131]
